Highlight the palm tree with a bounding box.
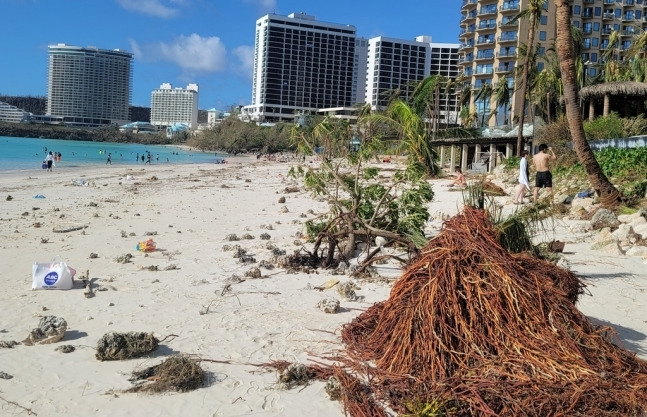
[492,80,512,127]
[474,83,493,127]
[555,0,622,209]
[513,0,544,156]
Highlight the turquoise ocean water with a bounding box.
[0,136,226,172]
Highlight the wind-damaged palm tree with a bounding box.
[492,80,512,127]
[555,0,622,209]
[474,82,494,127]
[512,0,544,156]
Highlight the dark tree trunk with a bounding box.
[555,0,622,209]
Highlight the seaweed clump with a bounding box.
[95,331,158,361]
[126,355,203,393]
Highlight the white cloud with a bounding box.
[115,0,181,18]
[232,45,254,79]
[131,34,227,74]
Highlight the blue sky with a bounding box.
[1,0,461,110]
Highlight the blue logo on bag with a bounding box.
[44,272,59,286]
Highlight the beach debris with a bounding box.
[95,331,159,361]
[21,211,29,216]
[233,247,247,258]
[115,253,134,264]
[5,195,12,201]
[222,244,240,252]
[0,371,13,379]
[23,316,67,346]
[144,231,158,236]
[126,355,203,393]
[143,265,159,271]
[52,225,87,233]
[89,252,98,259]
[258,260,274,269]
[314,279,340,291]
[245,267,262,279]
[337,281,361,301]
[280,205,289,213]
[225,233,239,241]
[0,341,19,348]
[238,255,256,264]
[259,233,271,240]
[278,196,286,203]
[324,376,342,400]
[316,297,340,314]
[88,201,98,207]
[55,345,75,353]
[40,237,49,244]
[271,247,286,256]
[241,233,254,240]
[84,282,95,298]
[33,194,46,199]
[278,363,315,389]
[164,264,179,270]
[284,186,300,193]
[136,239,156,252]
[261,224,274,230]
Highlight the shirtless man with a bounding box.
[532,144,556,202]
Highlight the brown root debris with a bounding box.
[269,207,647,416]
[126,355,203,393]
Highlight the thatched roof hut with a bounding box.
[580,81,647,119]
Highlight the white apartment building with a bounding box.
[365,36,432,110]
[150,83,199,130]
[430,41,461,125]
[47,44,133,127]
[242,12,358,123]
[0,101,31,123]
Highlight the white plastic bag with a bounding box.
[32,256,75,290]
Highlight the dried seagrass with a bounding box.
[95,331,158,361]
[126,355,203,393]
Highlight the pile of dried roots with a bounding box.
[126,355,203,393]
[271,207,647,416]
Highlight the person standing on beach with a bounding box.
[513,150,530,204]
[136,153,139,162]
[533,144,556,202]
[45,151,54,172]
[106,153,112,165]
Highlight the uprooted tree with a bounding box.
[288,110,434,270]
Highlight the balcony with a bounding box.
[476,38,495,45]
[474,54,495,61]
[602,12,614,20]
[582,27,593,34]
[459,42,475,50]
[474,68,494,76]
[601,27,613,35]
[461,11,477,22]
[582,10,594,19]
[496,50,517,58]
[459,28,476,38]
[478,22,497,31]
[461,0,477,9]
[459,56,474,64]
[499,19,518,27]
[622,15,635,22]
[623,0,635,6]
[603,0,614,4]
[498,35,518,43]
[621,30,636,36]
[496,65,514,73]
[479,7,498,16]
[500,3,520,13]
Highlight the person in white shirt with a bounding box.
[45,151,54,172]
[513,150,530,204]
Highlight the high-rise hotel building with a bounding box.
[460,0,647,127]
[242,12,358,123]
[459,0,556,126]
[150,83,199,130]
[47,44,133,127]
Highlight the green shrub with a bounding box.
[622,114,647,137]
[584,113,623,140]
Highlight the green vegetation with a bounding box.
[0,122,172,144]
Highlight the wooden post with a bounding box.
[439,146,446,171]
[505,143,513,159]
[450,146,457,171]
[589,99,595,121]
[603,94,610,117]
[488,144,496,173]
[461,144,469,172]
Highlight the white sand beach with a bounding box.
[0,158,645,417]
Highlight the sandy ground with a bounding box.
[0,158,645,417]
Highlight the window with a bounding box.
[573,20,580,27]
[539,31,547,41]
[574,5,581,15]
[537,62,544,71]
[593,22,600,31]
[540,15,548,25]
[592,38,599,47]
[594,7,601,16]
[538,46,545,56]
[591,52,598,62]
